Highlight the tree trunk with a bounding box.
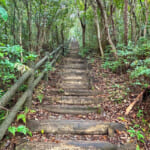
[19,4,23,62]
[110,1,117,45]
[24,0,32,52]
[82,25,86,47]
[96,0,117,58]
[61,23,65,55]
[144,0,148,37]
[13,2,16,45]
[78,0,87,48]
[129,0,136,43]
[56,26,60,45]
[124,0,128,45]
[91,0,104,57]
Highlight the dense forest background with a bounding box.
[1,0,150,92]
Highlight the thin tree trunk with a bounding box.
[82,25,86,47]
[61,23,65,55]
[110,0,117,45]
[19,5,23,62]
[129,0,136,43]
[24,0,32,52]
[91,0,104,57]
[144,0,148,37]
[13,2,16,45]
[124,0,128,45]
[96,0,117,58]
[56,26,60,45]
[78,0,87,47]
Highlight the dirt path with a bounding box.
[16,42,135,150]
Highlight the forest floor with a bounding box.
[0,43,150,150]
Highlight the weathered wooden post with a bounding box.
[25,69,34,108]
[44,52,49,81]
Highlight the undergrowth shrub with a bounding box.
[79,47,90,57]
[102,37,150,86]
[0,45,38,88]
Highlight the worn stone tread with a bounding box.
[61,80,89,86]
[27,119,125,135]
[62,75,87,80]
[62,68,87,72]
[61,85,89,89]
[62,65,87,69]
[16,141,128,150]
[45,89,98,96]
[40,105,100,114]
[47,96,100,105]
[57,97,98,104]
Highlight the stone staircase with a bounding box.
[16,42,135,150]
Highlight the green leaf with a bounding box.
[24,107,29,114]
[37,94,44,103]
[16,125,27,135]
[0,6,8,21]
[0,52,4,57]
[30,109,36,113]
[17,114,26,123]
[8,126,16,136]
[136,144,140,150]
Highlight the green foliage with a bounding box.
[137,110,143,118]
[8,125,32,136]
[0,6,8,21]
[24,53,38,62]
[103,38,150,86]
[136,145,140,150]
[8,107,35,137]
[79,48,89,58]
[128,127,145,143]
[37,94,44,103]
[17,114,26,124]
[0,89,4,98]
[16,107,34,124]
[0,110,6,123]
[44,62,55,72]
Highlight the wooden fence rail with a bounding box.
[0,44,66,140]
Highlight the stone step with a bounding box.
[60,72,88,77]
[61,84,89,89]
[64,58,85,63]
[69,51,79,53]
[65,61,85,65]
[62,65,87,70]
[67,55,82,59]
[61,80,88,86]
[40,105,100,115]
[16,141,135,150]
[62,63,86,67]
[62,75,87,80]
[62,79,88,83]
[47,96,100,105]
[27,119,125,135]
[62,69,87,74]
[46,89,97,96]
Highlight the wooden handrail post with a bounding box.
[25,69,34,108]
[44,52,49,81]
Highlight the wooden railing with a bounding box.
[0,44,67,140]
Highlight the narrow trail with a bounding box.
[16,42,134,150]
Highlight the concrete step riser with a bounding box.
[27,120,125,135]
[16,141,135,150]
[41,105,99,115]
